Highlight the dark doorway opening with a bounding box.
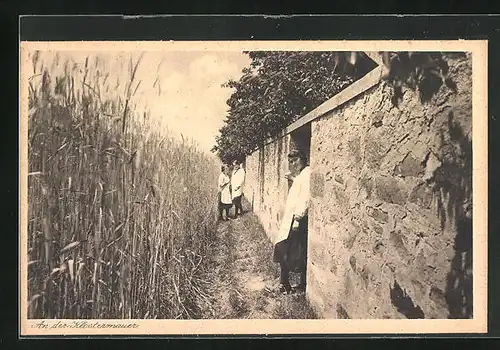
[290,123,311,163]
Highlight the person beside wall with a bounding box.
[231,160,246,218]
[218,164,232,221]
[272,149,310,295]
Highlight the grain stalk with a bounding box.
[27,51,219,319]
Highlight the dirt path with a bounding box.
[208,210,316,319]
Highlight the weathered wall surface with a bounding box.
[245,135,291,243]
[245,54,472,319]
[308,54,472,319]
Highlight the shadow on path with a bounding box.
[207,210,317,319]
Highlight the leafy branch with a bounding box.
[212,51,464,164]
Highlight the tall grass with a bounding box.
[26,51,219,319]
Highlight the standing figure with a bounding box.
[218,165,232,221]
[230,160,246,218]
[273,149,310,294]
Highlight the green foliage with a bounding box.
[212,51,464,164]
[381,51,464,106]
[212,51,376,163]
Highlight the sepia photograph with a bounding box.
[19,40,488,335]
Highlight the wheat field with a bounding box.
[26,51,220,319]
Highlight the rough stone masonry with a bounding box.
[245,53,472,319]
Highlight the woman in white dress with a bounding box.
[218,165,232,221]
[273,149,310,294]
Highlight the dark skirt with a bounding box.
[273,217,308,273]
[218,192,232,210]
[218,200,232,210]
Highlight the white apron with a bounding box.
[275,166,310,244]
[218,173,232,204]
[231,168,245,199]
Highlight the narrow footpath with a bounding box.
[207,210,316,319]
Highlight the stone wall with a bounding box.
[245,53,473,319]
[245,135,291,244]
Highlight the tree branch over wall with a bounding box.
[212,51,465,164]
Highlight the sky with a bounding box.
[133,51,251,152]
[27,50,251,153]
